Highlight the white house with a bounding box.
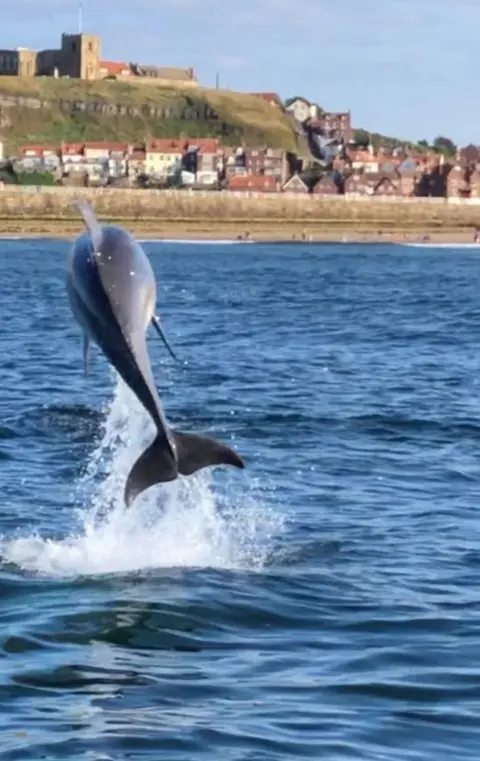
[285,96,311,123]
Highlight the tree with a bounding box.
[353,129,370,146]
[432,136,457,156]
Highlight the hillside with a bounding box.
[0,77,299,154]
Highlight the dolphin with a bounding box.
[66,201,245,507]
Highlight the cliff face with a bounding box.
[0,77,298,153]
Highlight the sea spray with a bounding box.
[1,373,282,577]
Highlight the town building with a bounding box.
[145,139,191,179]
[282,174,309,194]
[312,175,339,195]
[348,147,379,173]
[0,33,197,86]
[228,174,279,192]
[285,96,321,122]
[0,47,37,77]
[344,172,398,196]
[447,164,470,198]
[249,93,283,108]
[309,111,353,142]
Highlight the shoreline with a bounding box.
[1,188,480,243]
[0,221,478,245]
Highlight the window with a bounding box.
[88,42,93,52]
[72,41,76,52]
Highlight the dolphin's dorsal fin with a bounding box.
[83,333,90,377]
[75,200,103,252]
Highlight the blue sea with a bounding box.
[0,239,479,760]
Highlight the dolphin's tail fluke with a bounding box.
[124,434,178,508]
[172,429,245,478]
[123,430,245,507]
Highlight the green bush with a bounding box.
[17,170,56,186]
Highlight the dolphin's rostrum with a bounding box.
[66,201,245,507]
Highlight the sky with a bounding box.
[4,0,480,145]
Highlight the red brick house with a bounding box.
[458,144,480,166]
[228,174,278,192]
[375,176,399,196]
[345,172,398,196]
[312,175,338,195]
[318,111,353,142]
[469,169,480,198]
[99,60,130,78]
[249,92,283,108]
[447,165,470,197]
[245,148,265,175]
[396,158,419,196]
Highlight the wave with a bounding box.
[347,413,480,440]
[402,243,480,249]
[215,409,480,443]
[8,403,103,441]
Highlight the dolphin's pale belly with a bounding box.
[94,231,156,335]
[69,232,168,436]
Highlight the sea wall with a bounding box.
[0,187,479,228]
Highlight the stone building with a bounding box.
[0,32,197,85]
[0,47,37,76]
[0,33,100,79]
[42,33,100,79]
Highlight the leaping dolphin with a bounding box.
[66,201,245,507]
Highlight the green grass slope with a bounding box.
[0,77,298,153]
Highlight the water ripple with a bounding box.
[0,240,479,759]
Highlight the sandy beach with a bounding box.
[0,219,478,244]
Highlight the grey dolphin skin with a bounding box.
[66,201,245,507]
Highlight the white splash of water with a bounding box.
[2,374,281,578]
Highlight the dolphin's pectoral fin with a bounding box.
[123,429,245,507]
[124,434,178,507]
[83,333,90,377]
[151,314,180,362]
[172,429,245,477]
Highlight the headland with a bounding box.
[0,76,297,156]
[0,29,476,225]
